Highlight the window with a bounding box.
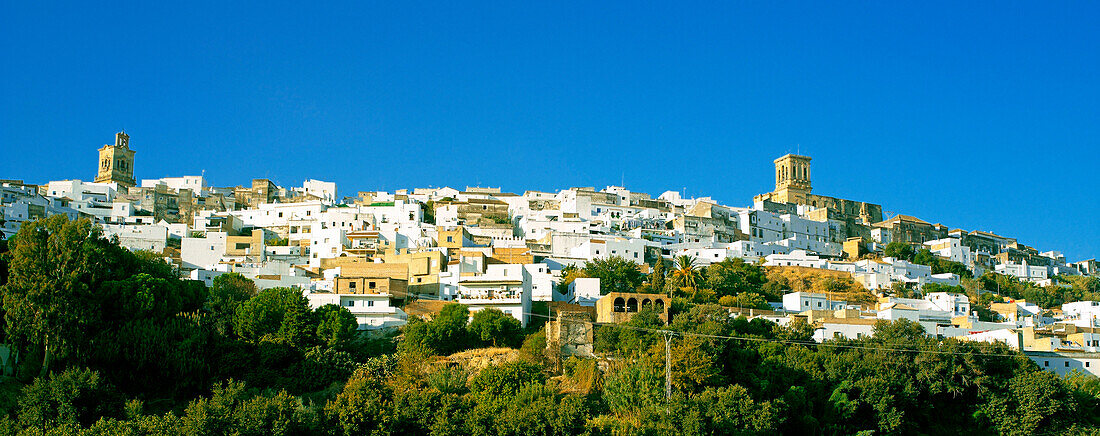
[367,300,374,307]
[345,300,354,307]
[369,281,376,289]
[447,236,453,242]
[1044,361,1049,367]
[1065,361,1070,368]
[349,282,357,289]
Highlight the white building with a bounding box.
[439,258,538,327]
[295,179,338,205]
[995,261,1049,283]
[100,223,169,252]
[568,277,602,306]
[305,289,406,330]
[46,179,116,203]
[782,291,847,312]
[924,238,973,268]
[764,250,828,269]
[141,176,207,192]
[181,232,229,270]
[1063,301,1100,326]
[1026,351,1100,377]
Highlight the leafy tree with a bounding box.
[314,304,359,350]
[17,367,120,429]
[582,256,644,295]
[180,379,320,435]
[556,264,585,295]
[468,308,523,348]
[234,287,316,347]
[207,273,257,335]
[883,242,915,261]
[735,292,769,310]
[468,360,546,397]
[704,258,767,299]
[646,258,667,293]
[602,360,664,415]
[400,303,472,355]
[3,216,137,376]
[694,384,782,433]
[325,365,393,435]
[980,370,1079,435]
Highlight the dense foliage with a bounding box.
[0,217,1097,435]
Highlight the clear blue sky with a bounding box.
[2,2,1098,260]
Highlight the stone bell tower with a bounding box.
[772,154,812,202]
[94,131,136,188]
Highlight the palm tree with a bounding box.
[672,255,699,299]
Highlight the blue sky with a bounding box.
[1,2,1098,260]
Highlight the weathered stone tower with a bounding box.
[774,153,812,197]
[94,131,136,188]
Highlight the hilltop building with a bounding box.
[95,131,136,188]
[754,154,883,243]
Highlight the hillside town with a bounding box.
[2,131,1099,380]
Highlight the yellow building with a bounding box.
[595,292,669,324]
[334,276,408,297]
[94,131,136,188]
[382,250,445,295]
[224,229,266,257]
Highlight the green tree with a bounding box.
[180,379,320,435]
[671,255,701,298]
[648,259,667,292]
[17,367,120,429]
[325,365,394,435]
[314,304,359,350]
[468,308,523,348]
[469,360,547,397]
[883,242,915,262]
[2,216,133,376]
[735,292,769,310]
[981,370,1079,435]
[234,287,316,347]
[582,256,644,295]
[207,273,257,335]
[704,258,767,299]
[556,264,585,295]
[400,303,472,355]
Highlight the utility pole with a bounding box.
[663,330,673,400]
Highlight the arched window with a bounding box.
[654,299,665,310]
[627,298,638,312]
[613,297,625,312]
[642,298,652,307]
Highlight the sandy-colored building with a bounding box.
[334,276,408,297]
[94,132,136,188]
[595,292,670,324]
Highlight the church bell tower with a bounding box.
[94,131,136,188]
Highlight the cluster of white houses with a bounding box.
[2,132,1099,376]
